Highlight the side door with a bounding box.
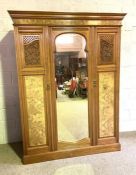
[15,26,51,156]
[94,27,121,145]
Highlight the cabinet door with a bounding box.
[50,27,94,150]
[15,27,50,155]
[95,27,120,145]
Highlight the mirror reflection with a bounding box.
[55,33,89,147]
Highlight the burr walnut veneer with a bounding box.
[8,11,126,164]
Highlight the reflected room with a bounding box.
[55,33,89,148]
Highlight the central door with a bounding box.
[50,28,95,150]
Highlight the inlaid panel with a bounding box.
[99,72,114,138]
[25,76,46,146]
[23,35,41,65]
[100,35,114,64]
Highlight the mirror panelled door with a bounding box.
[50,28,94,150]
[9,11,126,164]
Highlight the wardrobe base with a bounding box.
[23,143,121,164]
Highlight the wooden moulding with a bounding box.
[8,11,126,26]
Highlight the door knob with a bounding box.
[47,84,50,90]
[93,80,97,87]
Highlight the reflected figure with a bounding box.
[55,33,89,148]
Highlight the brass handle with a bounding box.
[47,84,50,90]
[93,80,97,87]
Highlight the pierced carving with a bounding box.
[100,35,114,64]
[25,76,46,146]
[99,72,114,138]
[23,35,41,65]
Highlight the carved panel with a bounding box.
[25,76,46,146]
[23,35,41,65]
[99,72,114,138]
[100,35,114,64]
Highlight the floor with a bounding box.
[0,132,136,175]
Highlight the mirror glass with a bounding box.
[55,33,89,148]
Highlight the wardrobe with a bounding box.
[8,11,126,164]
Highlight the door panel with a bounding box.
[18,27,45,72]
[23,35,41,66]
[24,75,47,146]
[98,34,115,65]
[50,28,93,150]
[95,27,119,145]
[17,27,50,154]
[99,72,115,138]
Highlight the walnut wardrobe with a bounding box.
[8,11,126,164]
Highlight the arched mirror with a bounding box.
[55,33,90,149]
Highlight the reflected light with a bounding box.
[56,35,74,44]
[54,164,94,175]
[78,50,86,58]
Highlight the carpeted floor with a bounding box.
[0,131,136,175]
